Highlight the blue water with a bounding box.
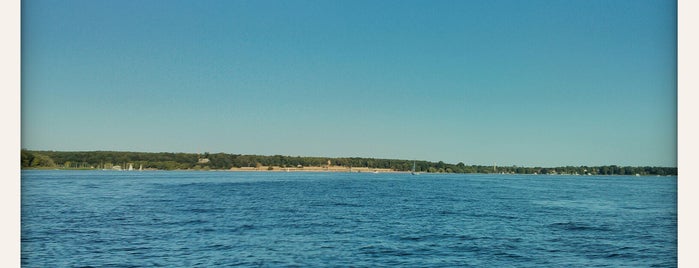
[21,170,676,267]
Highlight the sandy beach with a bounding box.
[227,166,398,173]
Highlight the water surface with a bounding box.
[21,170,677,267]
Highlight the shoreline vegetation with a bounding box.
[20,150,677,176]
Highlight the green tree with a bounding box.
[30,153,55,167]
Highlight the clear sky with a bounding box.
[21,0,677,167]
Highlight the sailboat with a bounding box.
[411,161,419,175]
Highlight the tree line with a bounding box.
[20,150,677,176]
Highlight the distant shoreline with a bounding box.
[21,166,402,173]
[20,167,678,177]
[20,150,678,176]
[228,166,397,173]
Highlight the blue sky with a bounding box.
[21,0,676,167]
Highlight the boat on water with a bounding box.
[411,161,419,175]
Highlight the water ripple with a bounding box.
[21,171,677,267]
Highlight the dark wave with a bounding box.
[548,221,613,232]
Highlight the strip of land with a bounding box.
[20,150,677,176]
[229,166,396,173]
